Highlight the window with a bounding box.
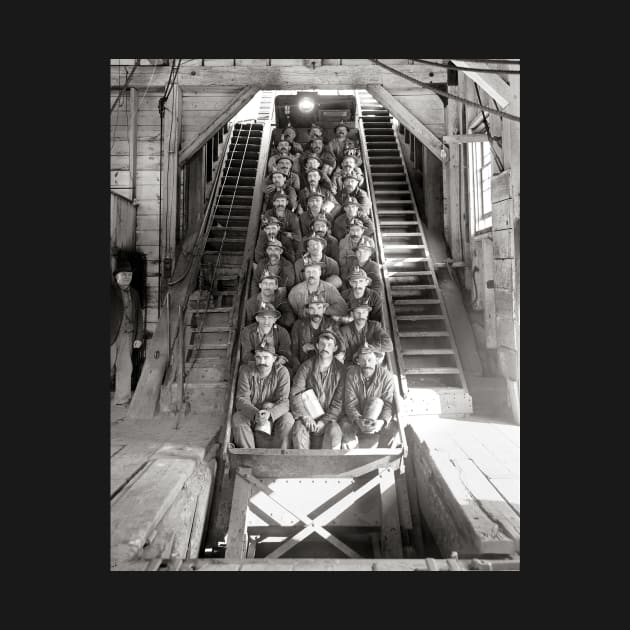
[467,140,493,235]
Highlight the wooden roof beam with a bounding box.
[366,85,443,160]
[178,87,258,166]
[111,64,447,91]
[449,60,510,109]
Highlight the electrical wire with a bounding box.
[110,60,140,112]
[368,59,520,123]
[412,58,520,74]
[475,84,504,172]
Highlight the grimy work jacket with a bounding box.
[235,362,290,422]
[344,364,395,425]
[290,356,346,424]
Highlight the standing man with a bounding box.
[232,341,295,449]
[111,258,144,406]
[290,330,346,450]
[341,343,400,449]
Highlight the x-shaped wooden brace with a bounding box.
[231,467,388,559]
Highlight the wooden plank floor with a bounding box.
[405,415,519,558]
[110,402,225,569]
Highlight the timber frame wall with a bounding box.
[110,60,519,416]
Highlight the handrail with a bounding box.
[355,90,409,399]
[163,122,236,367]
[204,120,272,548]
[389,118,471,397]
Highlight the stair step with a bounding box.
[187,343,229,350]
[210,225,248,232]
[391,286,436,295]
[397,315,445,320]
[379,220,418,226]
[399,331,450,337]
[376,200,413,205]
[402,349,454,355]
[387,270,434,276]
[207,237,246,244]
[404,367,461,375]
[381,232,424,237]
[394,299,442,305]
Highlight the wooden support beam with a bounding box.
[178,87,257,166]
[366,85,444,160]
[128,88,138,199]
[442,83,463,261]
[111,64,447,91]
[422,146,444,234]
[159,84,182,300]
[379,468,403,558]
[443,133,488,144]
[450,60,510,109]
[225,468,253,560]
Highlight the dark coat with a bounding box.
[111,284,143,345]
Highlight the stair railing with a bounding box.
[355,90,409,398]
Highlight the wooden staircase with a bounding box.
[356,90,473,415]
[167,123,266,413]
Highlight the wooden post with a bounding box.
[128,87,138,200]
[159,83,182,299]
[379,467,403,558]
[423,146,444,234]
[481,237,497,349]
[225,468,253,560]
[443,82,463,262]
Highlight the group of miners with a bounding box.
[233,122,401,452]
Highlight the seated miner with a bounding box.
[310,213,339,262]
[319,152,336,181]
[331,154,364,194]
[232,340,294,449]
[327,122,352,165]
[245,269,295,330]
[253,237,296,296]
[265,156,301,194]
[111,257,144,406]
[340,343,401,450]
[339,266,383,323]
[280,126,303,155]
[255,216,295,265]
[298,191,341,236]
[332,198,374,242]
[290,292,345,365]
[338,218,373,269]
[299,155,333,190]
[341,236,383,293]
[288,258,349,320]
[263,192,303,262]
[240,302,297,373]
[307,122,324,143]
[267,138,300,174]
[297,168,338,216]
[335,174,372,216]
[300,137,337,178]
[339,301,393,365]
[290,330,346,450]
[263,170,298,212]
[294,234,341,289]
[341,139,363,169]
